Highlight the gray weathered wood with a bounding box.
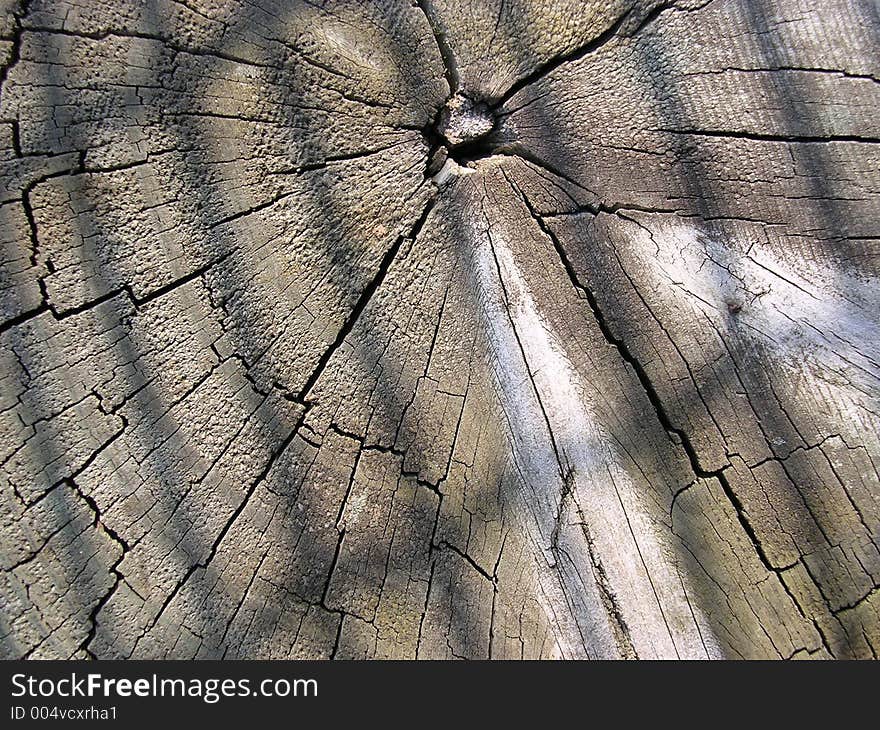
[1,0,877,659]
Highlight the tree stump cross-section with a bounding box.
[0,0,878,659]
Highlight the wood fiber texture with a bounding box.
[1,0,878,659]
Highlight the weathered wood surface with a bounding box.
[1,0,878,659]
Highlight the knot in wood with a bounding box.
[438,94,495,147]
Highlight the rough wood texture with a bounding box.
[1,0,878,660]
